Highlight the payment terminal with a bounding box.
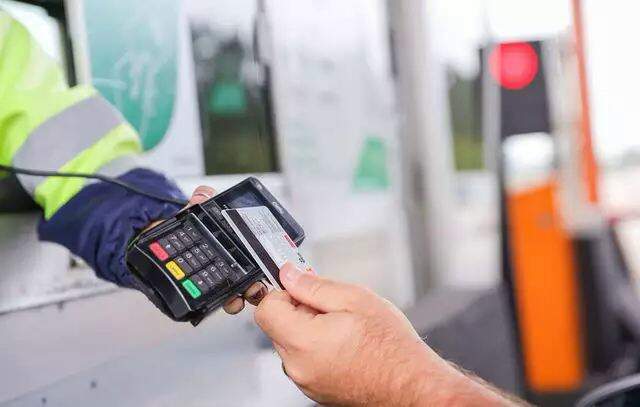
[126,177,305,326]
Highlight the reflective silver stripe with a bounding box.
[82,154,140,187]
[14,96,124,194]
[96,154,140,178]
[14,174,45,197]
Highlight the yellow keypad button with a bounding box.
[166,261,186,281]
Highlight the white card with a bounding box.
[222,206,313,290]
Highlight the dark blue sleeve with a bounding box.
[38,168,186,288]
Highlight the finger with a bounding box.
[279,262,372,314]
[254,291,312,346]
[223,296,245,315]
[273,342,287,356]
[296,303,319,317]
[187,185,216,207]
[243,282,269,306]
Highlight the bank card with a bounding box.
[222,206,313,290]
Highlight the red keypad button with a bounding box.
[149,242,169,261]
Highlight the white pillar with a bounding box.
[388,0,456,295]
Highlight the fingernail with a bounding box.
[250,286,268,302]
[192,186,215,199]
[281,262,302,285]
[192,190,212,199]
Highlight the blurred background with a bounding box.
[1,0,639,405]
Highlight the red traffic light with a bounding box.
[489,42,539,90]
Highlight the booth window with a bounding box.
[0,0,75,86]
[188,0,279,175]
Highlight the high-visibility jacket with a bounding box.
[0,10,185,287]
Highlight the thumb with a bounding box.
[187,185,216,207]
[279,263,369,314]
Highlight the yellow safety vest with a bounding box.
[0,10,142,218]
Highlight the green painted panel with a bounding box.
[353,136,390,191]
[83,0,178,150]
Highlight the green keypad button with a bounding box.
[182,280,202,299]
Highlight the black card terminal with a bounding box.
[126,177,304,326]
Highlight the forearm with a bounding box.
[447,362,531,406]
[38,168,185,288]
[409,359,527,406]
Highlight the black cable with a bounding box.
[0,164,189,206]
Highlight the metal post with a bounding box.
[387,0,456,296]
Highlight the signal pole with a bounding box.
[572,0,599,205]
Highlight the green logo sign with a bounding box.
[353,136,390,191]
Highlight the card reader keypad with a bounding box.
[147,222,247,301]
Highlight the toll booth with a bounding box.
[0,0,413,403]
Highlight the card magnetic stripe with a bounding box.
[225,209,283,289]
